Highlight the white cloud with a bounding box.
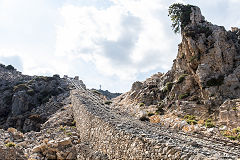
[55,0,179,85]
[0,0,240,92]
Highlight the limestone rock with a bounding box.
[114,5,240,128]
[58,137,72,146]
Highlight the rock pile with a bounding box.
[0,103,80,160]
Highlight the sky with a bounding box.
[0,0,240,92]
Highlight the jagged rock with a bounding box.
[219,98,240,127]
[114,5,240,128]
[58,137,72,146]
[190,6,205,24]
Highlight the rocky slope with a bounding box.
[0,64,71,132]
[0,64,83,159]
[114,6,240,131]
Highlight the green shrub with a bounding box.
[205,119,215,128]
[232,127,240,134]
[178,93,189,99]
[165,82,174,91]
[226,135,237,140]
[104,101,112,105]
[222,127,240,141]
[72,120,76,126]
[186,119,197,125]
[59,125,66,132]
[139,103,145,107]
[147,113,155,117]
[139,116,149,122]
[156,106,164,115]
[66,132,72,136]
[184,115,198,125]
[177,74,188,83]
[206,75,224,87]
[13,83,29,92]
[168,3,195,33]
[184,115,195,120]
[5,142,16,147]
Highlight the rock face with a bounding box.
[0,64,71,132]
[114,6,240,128]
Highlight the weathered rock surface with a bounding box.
[114,5,240,128]
[0,64,71,132]
[0,102,79,160]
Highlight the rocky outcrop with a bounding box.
[219,99,240,127]
[114,6,240,128]
[0,64,71,132]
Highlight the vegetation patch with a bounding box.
[233,107,238,111]
[206,75,224,87]
[168,3,195,33]
[156,107,164,115]
[147,112,155,117]
[59,125,66,132]
[205,118,215,128]
[13,83,29,92]
[66,132,72,136]
[165,82,174,92]
[156,102,164,115]
[177,74,188,84]
[178,93,190,99]
[72,120,76,126]
[5,142,16,147]
[184,115,198,125]
[139,103,145,107]
[139,116,150,122]
[222,127,240,141]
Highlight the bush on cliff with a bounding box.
[168,3,194,33]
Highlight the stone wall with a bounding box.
[71,88,240,159]
[71,89,201,159]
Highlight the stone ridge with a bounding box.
[71,80,240,159]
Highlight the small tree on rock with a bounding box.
[168,3,195,33]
